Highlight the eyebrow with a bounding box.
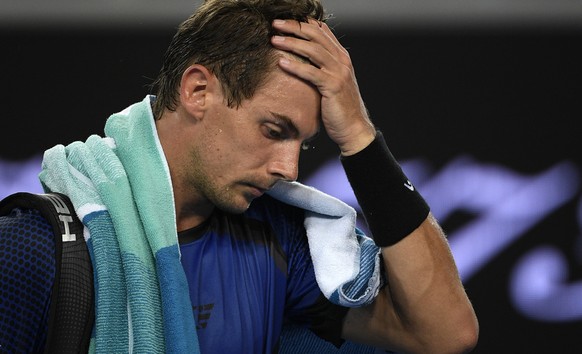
[268,111,320,142]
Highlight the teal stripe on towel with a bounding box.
[84,210,129,353]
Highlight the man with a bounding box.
[0,0,478,353]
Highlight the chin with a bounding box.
[214,197,252,215]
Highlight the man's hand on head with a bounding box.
[271,19,376,156]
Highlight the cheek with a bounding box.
[199,132,253,173]
[202,120,271,171]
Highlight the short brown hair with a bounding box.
[151,0,328,119]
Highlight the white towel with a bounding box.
[268,181,382,307]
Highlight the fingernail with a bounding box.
[273,19,286,26]
[272,35,285,43]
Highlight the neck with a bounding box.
[155,108,213,232]
[173,188,215,232]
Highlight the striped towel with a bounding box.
[39,96,199,353]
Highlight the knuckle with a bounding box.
[339,65,352,80]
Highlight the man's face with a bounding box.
[186,67,321,214]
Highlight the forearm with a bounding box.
[340,132,478,353]
[379,216,478,353]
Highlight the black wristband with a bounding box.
[340,131,430,247]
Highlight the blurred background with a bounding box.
[1,0,581,352]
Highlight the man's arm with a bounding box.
[338,131,478,353]
[339,131,478,353]
[342,214,478,353]
[271,19,478,353]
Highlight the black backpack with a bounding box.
[0,192,94,353]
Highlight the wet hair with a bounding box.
[150,0,328,119]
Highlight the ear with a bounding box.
[179,64,218,119]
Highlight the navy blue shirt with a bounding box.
[179,194,347,353]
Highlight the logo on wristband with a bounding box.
[404,180,415,191]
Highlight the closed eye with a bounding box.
[262,123,288,140]
[262,111,319,148]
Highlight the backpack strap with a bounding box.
[0,192,94,353]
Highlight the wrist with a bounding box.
[337,123,376,157]
[340,131,430,247]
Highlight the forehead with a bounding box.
[245,67,321,136]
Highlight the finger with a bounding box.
[276,55,328,90]
[272,19,315,40]
[311,19,349,58]
[273,19,349,66]
[306,19,349,59]
[271,34,337,72]
[273,19,338,56]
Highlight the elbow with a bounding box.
[458,302,479,353]
[463,316,480,353]
[395,319,479,354]
[451,319,479,354]
[441,310,480,354]
[441,295,480,354]
[419,307,480,354]
[417,322,478,354]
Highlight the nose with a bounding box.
[267,145,300,182]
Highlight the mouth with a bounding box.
[244,184,268,198]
